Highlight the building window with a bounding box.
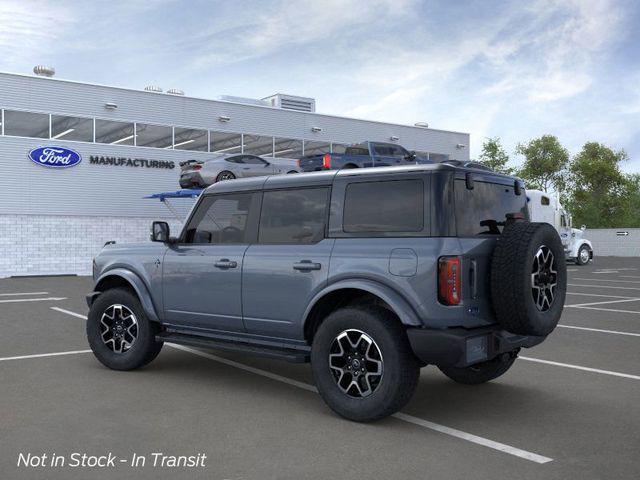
[95,119,135,145]
[428,153,450,163]
[211,131,242,154]
[273,137,303,158]
[541,196,550,206]
[343,180,424,233]
[3,110,49,138]
[243,135,274,156]
[259,188,329,244]
[331,143,348,154]
[173,127,208,151]
[303,140,331,156]
[135,123,172,149]
[51,115,93,142]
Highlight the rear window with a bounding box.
[454,180,528,236]
[343,180,424,233]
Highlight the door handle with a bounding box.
[214,259,238,269]
[293,260,321,271]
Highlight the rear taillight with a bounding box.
[438,256,461,305]
[322,153,331,169]
[192,164,202,170]
[297,159,301,167]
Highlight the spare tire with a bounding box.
[490,221,566,336]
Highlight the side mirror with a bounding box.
[151,221,170,242]
[405,151,417,161]
[581,225,586,231]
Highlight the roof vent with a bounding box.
[414,122,429,128]
[33,65,55,77]
[262,94,316,112]
[167,88,185,96]
[144,85,163,93]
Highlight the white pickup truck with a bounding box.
[527,190,594,265]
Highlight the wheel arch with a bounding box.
[90,269,160,322]
[302,280,421,344]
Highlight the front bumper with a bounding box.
[406,326,546,368]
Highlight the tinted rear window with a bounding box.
[343,180,424,233]
[454,180,528,236]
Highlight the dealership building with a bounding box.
[0,69,470,278]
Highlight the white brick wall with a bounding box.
[0,215,183,278]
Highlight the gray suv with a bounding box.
[87,164,567,422]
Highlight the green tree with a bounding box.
[478,137,514,174]
[565,142,634,228]
[516,135,569,192]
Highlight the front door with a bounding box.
[162,192,259,332]
[242,187,333,339]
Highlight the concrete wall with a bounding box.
[585,228,640,257]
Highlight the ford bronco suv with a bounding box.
[87,164,567,422]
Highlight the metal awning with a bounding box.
[144,189,202,220]
[144,189,203,200]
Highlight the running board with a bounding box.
[156,332,310,363]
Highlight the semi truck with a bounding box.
[527,189,593,265]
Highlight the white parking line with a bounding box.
[620,275,640,279]
[566,292,637,299]
[393,413,552,464]
[0,292,49,296]
[0,297,67,304]
[520,357,640,380]
[171,344,552,464]
[573,278,640,284]
[0,350,91,362]
[569,305,640,315]
[48,308,553,464]
[557,324,640,337]
[566,298,640,308]
[51,306,88,319]
[568,283,640,291]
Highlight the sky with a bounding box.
[1,0,639,171]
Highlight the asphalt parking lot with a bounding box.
[1,257,639,480]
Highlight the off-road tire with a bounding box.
[439,353,517,385]
[491,221,567,336]
[87,288,163,371]
[311,306,420,422]
[576,245,591,265]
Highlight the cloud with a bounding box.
[0,0,74,69]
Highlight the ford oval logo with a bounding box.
[28,146,82,168]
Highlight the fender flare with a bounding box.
[571,239,593,258]
[91,268,160,322]
[302,279,422,330]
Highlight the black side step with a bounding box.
[156,332,310,363]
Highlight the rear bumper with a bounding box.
[406,325,546,368]
[179,172,205,188]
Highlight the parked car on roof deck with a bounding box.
[297,141,430,171]
[179,154,299,188]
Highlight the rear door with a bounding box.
[242,186,334,339]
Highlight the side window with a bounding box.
[389,145,409,158]
[343,180,424,233]
[226,156,243,164]
[373,145,392,156]
[183,193,255,244]
[243,155,267,165]
[259,188,329,244]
